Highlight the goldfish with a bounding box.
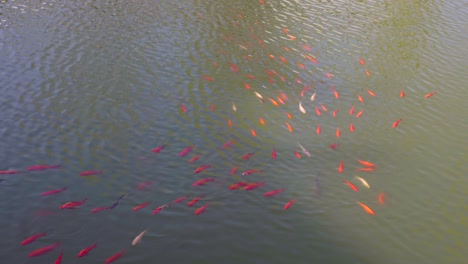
[194,164,211,174]
[26,165,60,171]
[264,189,285,197]
[244,82,251,90]
[41,187,67,196]
[359,57,365,65]
[343,180,359,192]
[278,91,288,101]
[355,176,370,188]
[400,90,405,98]
[178,146,194,157]
[227,119,233,127]
[288,35,296,41]
[330,143,338,150]
[424,92,437,98]
[367,89,376,96]
[28,242,59,257]
[105,249,126,264]
[132,229,148,246]
[244,182,265,191]
[91,206,109,213]
[21,232,47,246]
[54,251,63,264]
[242,152,255,160]
[268,97,279,106]
[303,44,312,51]
[378,193,386,205]
[338,161,344,173]
[242,169,263,176]
[279,56,288,64]
[305,54,318,64]
[332,109,338,117]
[192,178,215,186]
[358,95,364,103]
[259,117,266,125]
[336,127,341,138]
[297,62,305,69]
[356,109,364,118]
[326,72,333,79]
[133,202,151,212]
[152,204,169,215]
[392,119,402,128]
[356,167,376,172]
[350,123,355,132]
[180,103,187,113]
[188,196,204,207]
[285,122,293,132]
[310,92,316,101]
[358,160,376,167]
[152,145,166,153]
[229,63,239,72]
[79,170,102,176]
[320,104,328,111]
[272,148,277,159]
[357,202,375,215]
[78,243,97,257]
[245,74,255,79]
[294,150,302,159]
[365,69,371,76]
[349,105,355,115]
[299,102,306,114]
[298,143,311,157]
[229,182,249,190]
[230,166,238,175]
[276,96,285,104]
[330,86,339,98]
[254,91,263,100]
[316,124,321,135]
[315,106,321,116]
[251,128,257,137]
[188,155,200,163]
[172,196,188,204]
[201,76,214,81]
[194,203,209,215]
[283,199,296,210]
[60,198,87,209]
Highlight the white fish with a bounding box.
[355,176,370,188]
[132,229,148,246]
[298,143,311,157]
[299,102,306,114]
[254,91,263,100]
[310,92,316,101]
[232,103,237,112]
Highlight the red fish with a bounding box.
[242,169,262,176]
[332,109,338,117]
[227,119,233,127]
[244,182,265,191]
[54,251,63,264]
[330,86,339,99]
[357,202,375,215]
[222,140,235,149]
[245,74,255,79]
[330,143,339,150]
[302,44,312,51]
[244,82,251,90]
[358,95,364,103]
[356,167,376,172]
[283,199,296,210]
[133,202,151,211]
[21,232,47,246]
[349,105,355,115]
[201,76,214,81]
[356,109,364,118]
[91,206,109,213]
[336,127,341,138]
[259,117,266,125]
[178,146,194,157]
[152,204,169,215]
[41,187,67,196]
[229,182,249,190]
[343,180,359,192]
[294,151,301,159]
[272,148,277,159]
[315,106,321,116]
[194,203,209,215]
[285,112,293,119]
[285,122,293,132]
[320,104,328,111]
[392,119,402,128]
[105,249,126,264]
[230,166,238,175]
[305,55,318,64]
[0,169,21,174]
[367,89,376,96]
[210,103,215,111]
[27,165,60,171]
[60,198,87,209]
[28,242,59,257]
[424,92,437,98]
[79,170,102,176]
[251,128,257,137]
[172,196,188,204]
[400,90,405,98]
[316,124,321,135]
[349,123,355,133]
[358,160,376,167]
[194,164,211,174]
[192,178,215,186]
[229,63,239,73]
[180,103,187,113]
[242,152,255,160]
[279,56,287,64]
[338,161,344,173]
[188,155,200,163]
[264,189,285,197]
[152,145,165,153]
[359,57,366,65]
[78,243,97,257]
[188,195,205,206]
[378,193,387,205]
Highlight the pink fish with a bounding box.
[41,187,67,196]
[329,143,339,150]
[91,206,109,213]
[21,232,47,246]
[229,182,249,190]
[28,242,59,257]
[241,152,255,160]
[77,243,97,257]
[192,178,215,186]
[230,166,238,175]
[283,199,296,210]
[105,249,126,264]
[222,140,235,149]
[172,196,188,204]
[187,196,204,207]
[241,169,263,176]
[244,182,265,191]
[133,202,151,212]
[152,145,166,153]
[26,165,60,171]
[54,251,63,264]
[60,198,87,209]
[188,155,200,163]
[194,203,209,215]
[0,170,21,175]
[194,164,211,174]
[152,204,169,215]
[79,170,102,176]
[178,146,194,157]
[264,189,285,197]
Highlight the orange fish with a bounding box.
[244,82,251,90]
[278,92,288,101]
[326,72,333,79]
[357,202,375,215]
[229,182,248,190]
[105,249,126,264]
[316,124,321,135]
[338,161,344,173]
[315,106,321,116]
[283,199,296,210]
[359,57,365,65]
[330,86,339,98]
[358,160,376,167]
[365,69,371,76]
[192,178,215,186]
[242,152,255,160]
[400,90,405,98]
[276,96,285,104]
[268,98,279,106]
[392,119,402,128]
[297,62,305,69]
[332,109,338,117]
[349,105,355,115]
[356,109,364,118]
[285,122,293,133]
[133,202,151,212]
[210,103,215,111]
[302,44,312,51]
[222,140,235,149]
[349,123,355,132]
[227,118,233,127]
[194,204,209,215]
[358,95,364,103]
[259,117,266,125]
[60,198,87,209]
[304,54,318,64]
[320,104,328,111]
[251,128,257,137]
[288,35,296,41]
[285,112,293,119]
[283,28,289,34]
[283,46,291,52]
[188,155,200,163]
[343,180,359,192]
[356,167,376,172]
[424,92,437,98]
[202,76,214,81]
[378,193,386,205]
[194,165,211,174]
[294,151,301,159]
[336,127,341,138]
[268,54,275,59]
[245,74,255,79]
[367,89,376,96]
[242,169,263,176]
[264,189,285,197]
[279,56,287,64]
[229,63,239,73]
[272,148,277,159]
[188,196,204,207]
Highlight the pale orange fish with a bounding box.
[356,109,364,118]
[337,161,344,173]
[285,122,293,133]
[357,202,375,215]
[227,118,233,127]
[254,91,263,100]
[283,28,289,34]
[316,124,321,135]
[278,92,288,101]
[268,54,275,59]
[356,167,376,172]
[320,104,328,111]
[251,129,257,137]
[288,35,296,41]
[310,92,316,101]
[358,160,376,167]
[349,123,355,132]
[297,62,305,69]
[359,57,365,65]
[336,127,341,138]
[367,89,376,96]
[358,95,364,103]
[315,106,321,116]
[365,69,371,76]
[132,229,148,246]
[259,117,265,125]
[424,92,437,98]
[276,96,285,104]
[330,86,339,98]
[285,112,293,119]
[232,103,237,111]
[268,98,279,106]
[378,193,386,205]
[282,46,291,52]
[400,90,405,98]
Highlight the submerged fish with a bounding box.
[355,176,370,188]
[28,242,59,257]
[298,143,311,157]
[78,243,97,257]
[132,229,148,246]
[21,232,47,246]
